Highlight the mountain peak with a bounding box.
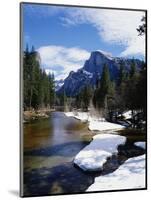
[91,50,113,60]
[83,50,114,74]
[57,50,143,96]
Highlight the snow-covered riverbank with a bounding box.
[74,134,126,171]
[65,111,146,191]
[65,111,126,171]
[65,112,125,131]
[87,154,146,191]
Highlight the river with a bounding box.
[23,112,145,197]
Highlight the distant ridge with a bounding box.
[57,50,143,96]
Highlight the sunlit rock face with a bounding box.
[57,50,143,96]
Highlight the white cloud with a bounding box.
[61,8,145,57]
[45,69,56,75]
[37,45,90,80]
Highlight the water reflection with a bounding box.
[24,112,91,150]
[23,112,146,197]
[24,112,92,169]
[24,112,94,196]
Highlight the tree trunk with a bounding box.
[29,87,33,110]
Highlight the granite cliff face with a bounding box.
[57,50,143,96]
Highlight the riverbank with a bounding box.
[65,111,125,131]
[65,111,146,191]
[23,109,54,122]
[87,154,146,191]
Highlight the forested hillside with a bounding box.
[23,46,55,111]
[23,45,146,125]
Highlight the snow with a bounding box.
[95,50,113,60]
[89,120,124,131]
[122,110,132,119]
[87,154,146,191]
[74,134,126,171]
[65,112,125,131]
[65,112,89,122]
[135,142,146,150]
[55,79,64,91]
[82,70,93,78]
[58,82,64,87]
[65,111,145,189]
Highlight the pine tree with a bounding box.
[63,90,68,111]
[100,64,111,96]
[75,85,92,111]
[25,43,29,54]
[136,63,147,118]
[23,45,55,110]
[23,49,31,109]
[129,59,136,78]
[118,61,126,86]
[93,64,112,112]
[49,73,55,107]
[75,92,82,109]
[82,85,92,111]
[31,45,35,53]
[137,16,146,36]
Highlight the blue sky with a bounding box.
[23,3,145,80]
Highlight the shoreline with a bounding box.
[23,109,54,122]
[65,111,146,191]
[64,111,125,132]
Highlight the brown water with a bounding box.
[23,112,146,197]
[24,112,92,168]
[24,112,94,196]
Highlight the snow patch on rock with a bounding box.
[122,110,132,119]
[95,50,113,60]
[74,134,126,171]
[135,142,146,150]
